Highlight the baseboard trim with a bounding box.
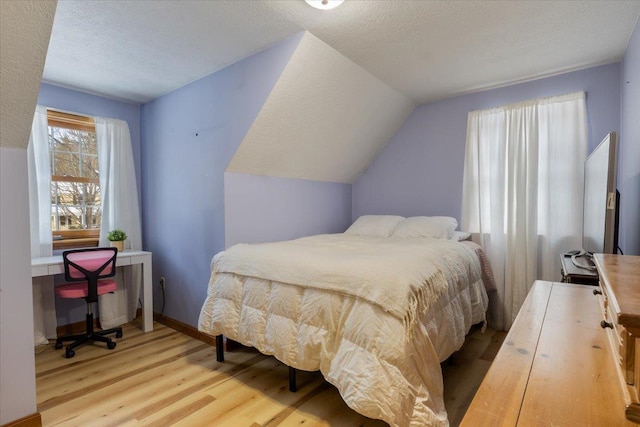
[154,312,217,346]
[1,412,42,427]
[154,313,243,351]
[57,310,224,349]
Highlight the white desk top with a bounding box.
[32,250,152,277]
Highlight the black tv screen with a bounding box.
[582,132,619,254]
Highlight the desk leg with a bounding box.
[142,256,153,332]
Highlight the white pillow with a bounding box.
[391,216,458,239]
[451,231,471,241]
[345,215,405,237]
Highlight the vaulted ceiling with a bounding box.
[42,1,640,184]
[226,32,415,183]
[45,1,640,104]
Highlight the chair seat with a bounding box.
[55,279,118,299]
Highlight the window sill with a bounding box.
[53,238,99,251]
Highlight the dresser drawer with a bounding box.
[594,254,640,423]
[599,285,634,383]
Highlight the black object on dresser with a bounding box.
[560,253,599,285]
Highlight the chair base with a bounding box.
[55,313,122,358]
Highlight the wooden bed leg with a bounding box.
[289,366,297,392]
[215,335,224,362]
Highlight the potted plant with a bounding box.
[107,229,127,252]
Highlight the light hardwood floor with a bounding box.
[35,322,505,427]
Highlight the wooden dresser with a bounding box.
[594,254,640,423]
[460,278,637,426]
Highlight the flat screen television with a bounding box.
[573,132,619,270]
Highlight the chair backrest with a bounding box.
[63,248,118,302]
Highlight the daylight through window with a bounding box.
[48,110,101,241]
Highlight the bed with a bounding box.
[198,215,490,427]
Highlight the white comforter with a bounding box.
[198,234,488,427]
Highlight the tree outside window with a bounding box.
[48,110,101,246]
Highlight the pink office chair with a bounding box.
[54,247,123,358]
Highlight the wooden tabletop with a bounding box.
[594,254,640,332]
[461,280,635,426]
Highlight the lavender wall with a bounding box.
[37,83,142,325]
[353,63,622,223]
[619,19,640,255]
[225,172,352,248]
[140,34,303,327]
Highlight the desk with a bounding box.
[32,250,153,332]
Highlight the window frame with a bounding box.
[47,110,101,249]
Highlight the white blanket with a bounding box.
[199,234,487,427]
[215,234,478,338]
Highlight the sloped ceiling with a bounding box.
[44,0,301,104]
[39,1,640,184]
[0,1,57,149]
[226,32,415,184]
[44,1,640,104]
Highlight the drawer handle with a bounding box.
[600,320,614,329]
[593,289,602,295]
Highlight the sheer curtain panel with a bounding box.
[461,92,587,330]
[95,117,142,329]
[28,105,56,345]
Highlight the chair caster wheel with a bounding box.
[65,348,75,358]
[107,341,116,350]
[116,331,123,338]
[55,341,63,350]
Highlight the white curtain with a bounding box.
[28,105,57,345]
[462,92,587,330]
[95,117,142,329]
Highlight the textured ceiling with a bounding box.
[44,0,640,104]
[227,32,414,183]
[1,1,57,149]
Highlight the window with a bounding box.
[47,110,100,249]
[461,92,588,330]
